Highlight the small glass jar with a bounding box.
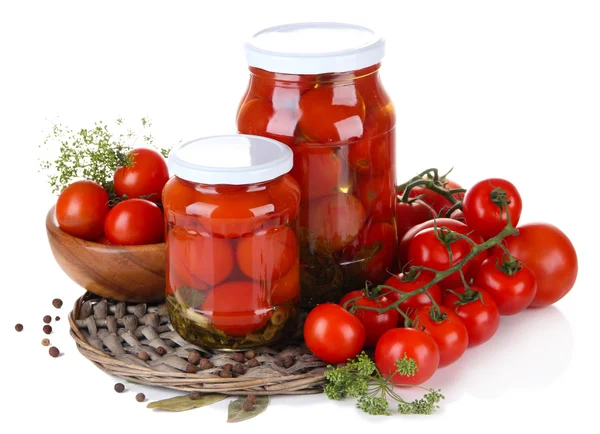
[238,23,397,308]
[162,135,301,350]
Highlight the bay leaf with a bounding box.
[227,396,270,423]
[147,393,226,412]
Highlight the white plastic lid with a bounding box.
[244,22,385,74]
[167,135,293,185]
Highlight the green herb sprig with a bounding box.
[324,352,444,416]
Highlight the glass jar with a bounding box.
[237,23,397,308]
[162,135,301,350]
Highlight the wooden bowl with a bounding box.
[46,206,166,303]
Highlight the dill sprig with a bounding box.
[324,352,444,416]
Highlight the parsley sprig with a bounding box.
[324,352,444,416]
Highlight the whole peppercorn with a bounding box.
[246,394,257,406]
[55,316,61,322]
[43,325,52,335]
[52,298,63,309]
[114,383,125,393]
[222,363,233,371]
[15,323,23,332]
[283,355,295,368]
[242,394,257,411]
[49,346,60,357]
[185,363,198,374]
[219,368,233,378]
[233,364,246,375]
[41,338,50,346]
[244,350,256,360]
[155,346,167,356]
[137,351,149,361]
[233,352,245,363]
[247,358,260,368]
[187,350,201,365]
[43,315,52,324]
[135,393,146,402]
[199,358,214,370]
[189,392,202,400]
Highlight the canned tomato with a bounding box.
[238,23,397,307]
[162,135,301,350]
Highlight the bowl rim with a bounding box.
[46,205,166,251]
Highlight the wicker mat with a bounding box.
[69,292,326,395]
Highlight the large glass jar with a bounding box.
[162,135,301,350]
[237,23,397,307]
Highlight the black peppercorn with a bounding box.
[247,358,260,368]
[155,346,167,356]
[15,323,23,332]
[55,316,60,321]
[138,351,149,361]
[114,383,125,393]
[233,352,245,363]
[219,368,233,378]
[189,391,202,400]
[43,315,52,324]
[49,346,60,357]
[185,363,198,373]
[242,394,257,411]
[43,325,52,335]
[223,363,233,371]
[199,358,214,370]
[233,363,246,375]
[244,350,256,360]
[136,393,145,402]
[187,350,201,365]
[52,298,63,309]
[283,355,295,368]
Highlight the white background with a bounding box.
[1,0,599,432]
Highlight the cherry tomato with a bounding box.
[236,226,298,282]
[493,223,577,307]
[237,98,297,147]
[473,257,537,315]
[168,225,234,291]
[248,67,316,101]
[357,173,394,221]
[395,199,436,242]
[463,178,522,239]
[411,305,469,367]
[443,286,500,346]
[399,218,487,275]
[348,107,394,173]
[408,179,464,214]
[271,263,300,305]
[301,193,366,251]
[113,148,169,203]
[298,84,366,143]
[266,174,302,224]
[383,271,443,315]
[375,328,439,386]
[339,290,399,347]
[103,198,164,245]
[55,180,109,240]
[201,281,271,336]
[290,146,342,201]
[304,303,366,364]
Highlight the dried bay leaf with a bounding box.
[147,393,226,412]
[227,396,270,423]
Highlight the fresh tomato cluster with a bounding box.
[304,174,578,386]
[55,148,169,245]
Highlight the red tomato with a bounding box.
[339,290,399,348]
[304,303,366,364]
[290,146,342,201]
[236,226,298,282]
[301,193,366,251]
[347,107,394,173]
[248,67,316,101]
[56,180,109,240]
[395,199,436,241]
[407,226,477,288]
[342,221,397,283]
[383,271,443,315]
[357,174,394,221]
[265,174,302,224]
[399,218,487,275]
[113,148,169,203]
[411,305,469,367]
[443,286,500,346]
[493,223,577,307]
[408,179,463,214]
[463,178,522,239]
[298,84,366,143]
[271,263,300,305]
[201,281,271,336]
[473,257,537,315]
[168,225,234,291]
[104,198,164,245]
[375,328,440,386]
[237,98,297,147]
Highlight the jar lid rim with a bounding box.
[167,135,293,185]
[244,22,385,74]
